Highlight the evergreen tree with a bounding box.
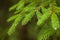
[0,0,60,40]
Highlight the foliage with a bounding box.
[2,0,60,40]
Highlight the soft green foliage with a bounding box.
[8,15,23,35]
[7,14,19,22]
[38,26,54,40]
[22,10,35,25]
[36,10,42,20]
[9,0,24,11]
[16,0,24,10]
[7,0,60,40]
[37,8,51,26]
[9,4,17,11]
[55,6,60,13]
[41,7,47,13]
[51,13,59,30]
